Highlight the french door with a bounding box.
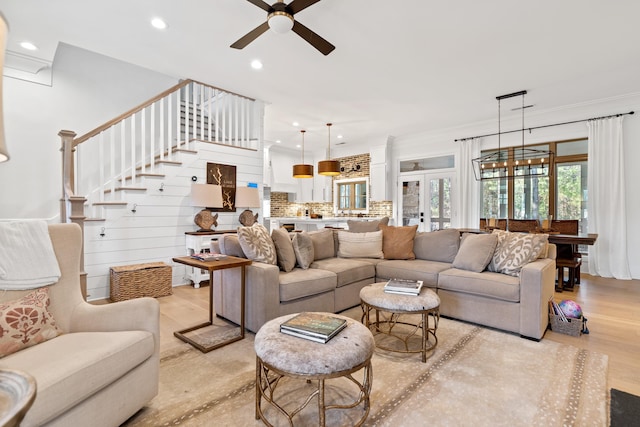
[399,173,454,232]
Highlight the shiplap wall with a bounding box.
[83,141,263,301]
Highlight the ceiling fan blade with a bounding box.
[245,0,272,12]
[230,21,270,49]
[291,21,335,55]
[287,0,322,15]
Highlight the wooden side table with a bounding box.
[172,255,252,352]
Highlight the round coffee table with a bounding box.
[254,312,374,427]
[360,282,440,363]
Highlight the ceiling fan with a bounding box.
[231,0,335,56]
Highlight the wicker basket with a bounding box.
[549,313,583,337]
[110,262,172,302]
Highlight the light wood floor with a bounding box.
[155,273,640,396]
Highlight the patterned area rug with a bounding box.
[123,308,609,426]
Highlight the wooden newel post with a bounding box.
[58,130,88,300]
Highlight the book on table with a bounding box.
[190,252,227,262]
[384,278,424,295]
[280,312,347,343]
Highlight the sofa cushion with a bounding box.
[452,233,498,273]
[337,231,384,259]
[437,268,521,302]
[311,258,375,287]
[218,234,246,258]
[379,224,418,260]
[279,268,337,302]
[488,230,549,276]
[309,229,335,260]
[0,287,61,358]
[237,224,277,265]
[2,330,154,425]
[375,259,452,288]
[413,229,461,263]
[271,228,296,272]
[346,217,389,232]
[292,232,314,269]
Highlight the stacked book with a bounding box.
[280,312,347,343]
[384,278,424,296]
[190,252,226,262]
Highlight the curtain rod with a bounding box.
[454,111,634,142]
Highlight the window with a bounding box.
[334,178,369,214]
[480,139,587,231]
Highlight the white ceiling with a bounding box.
[2,0,640,151]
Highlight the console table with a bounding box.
[172,255,251,352]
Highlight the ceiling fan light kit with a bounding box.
[231,0,335,55]
[268,11,294,33]
[293,129,314,178]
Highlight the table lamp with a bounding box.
[191,183,223,231]
[235,186,260,226]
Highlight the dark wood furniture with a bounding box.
[550,220,582,291]
[172,255,252,352]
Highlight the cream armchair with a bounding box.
[0,223,159,427]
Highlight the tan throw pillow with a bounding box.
[490,231,549,276]
[337,230,384,259]
[308,229,335,260]
[452,233,498,272]
[291,232,314,269]
[217,234,246,258]
[379,224,418,260]
[237,224,277,265]
[271,228,296,272]
[346,217,389,233]
[0,287,62,358]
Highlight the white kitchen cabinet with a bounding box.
[369,143,390,201]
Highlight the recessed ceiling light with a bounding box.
[20,41,38,51]
[276,140,281,144]
[296,144,301,148]
[337,134,343,139]
[292,122,299,127]
[151,18,167,30]
[251,59,263,70]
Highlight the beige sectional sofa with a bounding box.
[214,225,556,341]
[0,224,159,426]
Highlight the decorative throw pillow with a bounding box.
[0,287,62,358]
[337,230,384,259]
[217,234,246,258]
[379,224,418,260]
[487,229,510,272]
[346,217,389,233]
[490,231,549,276]
[413,229,461,263]
[452,233,498,273]
[291,232,314,269]
[271,228,296,272]
[237,224,277,265]
[308,229,335,261]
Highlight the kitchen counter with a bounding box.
[266,217,393,232]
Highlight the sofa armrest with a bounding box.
[519,258,556,339]
[214,262,281,333]
[69,298,160,352]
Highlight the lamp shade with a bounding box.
[318,122,340,176]
[0,14,9,163]
[235,186,260,208]
[292,164,314,178]
[191,183,223,208]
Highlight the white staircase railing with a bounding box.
[60,79,260,222]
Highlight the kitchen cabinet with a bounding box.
[369,143,390,201]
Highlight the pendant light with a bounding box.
[317,122,340,176]
[292,130,314,178]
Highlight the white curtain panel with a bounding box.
[587,116,631,279]
[460,138,481,229]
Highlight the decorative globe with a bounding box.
[559,300,582,319]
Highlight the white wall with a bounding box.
[0,43,178,219]
[390,93,640,279]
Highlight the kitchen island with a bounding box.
[265,217,392,232]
